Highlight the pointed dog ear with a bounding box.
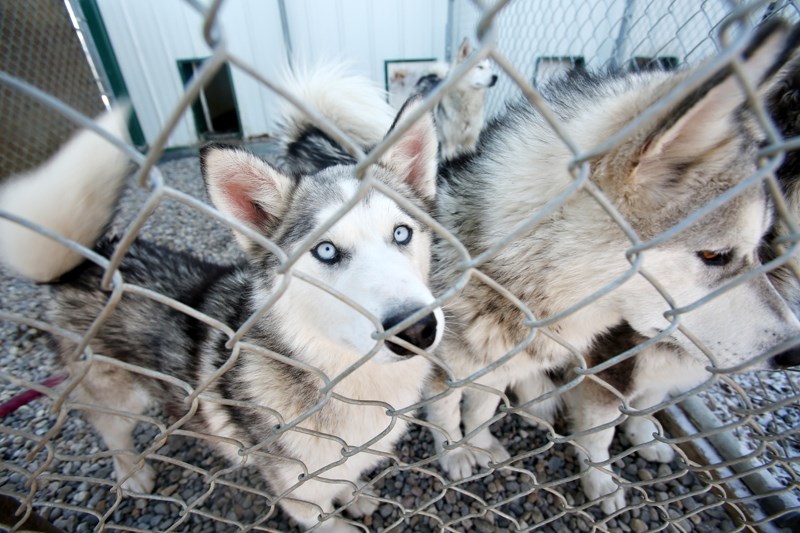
[639,21,792,169]
[457,38,472,62]
[379,97,438,201]
[200,144,293,250]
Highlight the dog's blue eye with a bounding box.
[394,225,412,245]
[312,242,339,263]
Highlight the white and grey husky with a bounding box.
[424,17,800,507]
[555,45,800,514]
[414,38,498,160]
[0,67,444,532]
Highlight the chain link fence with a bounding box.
[0,0,106,179]
[1,0,799,532]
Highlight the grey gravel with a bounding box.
[1,153,797,532]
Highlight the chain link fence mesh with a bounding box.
[0,0,106,180]
[1,0,799,532]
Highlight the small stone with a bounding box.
[379,503,393,518]
[638,469,654,481]
[657,464,673,478]
[161,483,179,497]
[630,518,647,533]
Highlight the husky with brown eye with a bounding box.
[423,19,800,515]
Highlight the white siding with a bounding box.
[283,0,447,85]
[97,0,286,147]
[97,0,448,148]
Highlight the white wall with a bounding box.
[97,0,448,148]
[97,0,287,148]
[284,0,448,85]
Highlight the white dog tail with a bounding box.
[277,62,395,149]
[0,106,131,282]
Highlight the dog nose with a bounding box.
[771,346,800,368]
[489,75,498,87]
[382,310,439,356]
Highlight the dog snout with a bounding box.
[489,75,498,87]
[771,346,800,368]
[382,310,439,356]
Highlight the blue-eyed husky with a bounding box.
[0,68,443,532]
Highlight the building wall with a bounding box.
[96,0,448,148]
[96,0,286,147]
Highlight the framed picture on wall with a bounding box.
[533,56,585,87]
[384,58,438,108]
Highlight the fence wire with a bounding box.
[1,0,799,532]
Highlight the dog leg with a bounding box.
[513,372,560,429]
[338,479,378,518]
[427,386,477,480]
[566,385,625,515]
[623,388,675,464]
[461,386,510,471]
[74,365,155,493]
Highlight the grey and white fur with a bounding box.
[0,66,444,533]
[551,43,800,514]
[414,38,498,160]
[424,19,800,508]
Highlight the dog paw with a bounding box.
[582,469,625,515]
[316,517,361,533]
[637,441,675,463]
[346,486,378,518]
[440,447,477,480]
[472,436,511,469]
[600,490,626,516]
[119,462,156,493]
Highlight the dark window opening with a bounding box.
[178,59,242,140]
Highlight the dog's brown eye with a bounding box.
[697,250,732,266]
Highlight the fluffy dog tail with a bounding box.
[273,63,396,177]
[278,62,395,146]
[0,106,131,282]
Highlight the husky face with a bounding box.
[203,98,444,365]
[454,38,498,90]
[466,59,498,89]
[273,170,444,364]
[595,25,800,370]
[620,191,800,369]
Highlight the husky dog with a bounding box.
[425,19,800,497]
[554,57,800,515]
[0,69,444,532]
[414,38,498,160]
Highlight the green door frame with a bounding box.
[78,0,147,147]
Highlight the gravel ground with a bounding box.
[0,155,797,532]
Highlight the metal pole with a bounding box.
[277,0,294,70]
[445,0,455,62]
[610,0,635,70]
